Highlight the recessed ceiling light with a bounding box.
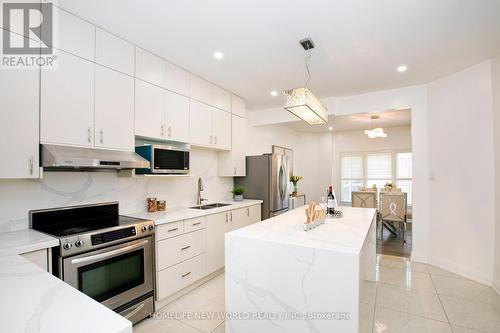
[270,91,278,97]
[213,51,224,60]
[397,65,408,72]
[328,127,333,131]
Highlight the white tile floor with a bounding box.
[134,255,500,333]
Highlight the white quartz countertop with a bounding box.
[0,255,132,333]
[0,229,59,256]
[127,199,263,225]
[227,206,376,254]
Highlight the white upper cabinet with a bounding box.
[0,34,40,179]
[190,75,231,112]
[41,50,95,147]
[135,79,166,140]
[95,28,134,76]
[165,62,189,96]
[135,47,165,87]
[165,90,189,143]
[94,65,135,151]
[212,108,231,150]
[48,6,95,61]
[231,94,246,118]
[189,100,213,147]
[219,114,246,176]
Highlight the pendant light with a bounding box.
[364,115,387,138]
[283,38,328,125]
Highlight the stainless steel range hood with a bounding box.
[41,144,150,170]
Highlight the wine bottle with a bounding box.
[327,186,335,215]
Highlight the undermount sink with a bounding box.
[190,203,232,210]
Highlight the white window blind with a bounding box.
[396,152,412,178]
[341,155,363,179]
[366,153,392,179]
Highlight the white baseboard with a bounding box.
[493,276,500,295]
[427,255,492,286]
[410,251,428,263]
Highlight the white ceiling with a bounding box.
[284,109,411,133]
[57,0,500,110]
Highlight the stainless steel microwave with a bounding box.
[135,145,189,174]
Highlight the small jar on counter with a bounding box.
[147,197,157,212]
[156,200,166,211]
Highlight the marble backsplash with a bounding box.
[0,148,233,232]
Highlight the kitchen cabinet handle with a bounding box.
[233,167,236,175]
[214,136,217,145]
[87,128,91,143]
[225,213,228,223]
[230,212,232,221]
[209,135,213,144]
[28,156,34,175]
[167,227,179,232]
[192,222,201,226]
[181,272,191,278]
[181,245,191,251]
[99,129,104,144]
[161,125,165,137]
[247,208,250,216]
[168,126,172,137]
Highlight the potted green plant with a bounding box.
[231,186,245,201]
[289,175,303,196]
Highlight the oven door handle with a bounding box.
[122,302,145,320]
[70,240,149,265]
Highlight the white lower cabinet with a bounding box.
[157,253,206,300]
[154,205,261,302]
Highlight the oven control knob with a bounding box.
[75,240,84,247]
[148,225,154,231]
[141,225,148,232]
[63,242,72,250]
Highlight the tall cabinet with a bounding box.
[0,33,40,178]
[219,95,247,176]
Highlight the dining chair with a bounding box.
[351,191,380,239]
[379,192,408,243]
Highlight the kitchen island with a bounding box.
[225,206,377,333]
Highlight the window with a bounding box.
[340,151,412,205]
[340,154,363,203]
[396,152,412,205]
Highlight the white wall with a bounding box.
[331,126,412,203]
[427,61,495,284]
[492,54,500,293]
[0,148,233,232]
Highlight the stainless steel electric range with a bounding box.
[30,202,155,324]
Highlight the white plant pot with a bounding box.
[233,195,244,201]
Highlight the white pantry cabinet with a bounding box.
[41,50,95,147]
[95,28,134,76]
[0,44,40,178]
[135,79,166,140]
[219,114,246,176]
[165,90,190,143]
[94,65,135,151]
[135,48,165,88]
[189,100,231,150]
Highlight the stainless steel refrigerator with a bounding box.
[234,154,290,219]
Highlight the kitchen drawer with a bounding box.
[157,253,206,300]
[156,221,184,241]
[157,229,206,270]
[184,217,205,233]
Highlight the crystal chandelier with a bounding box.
[283,38,328,125]
[364,115,387,138]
